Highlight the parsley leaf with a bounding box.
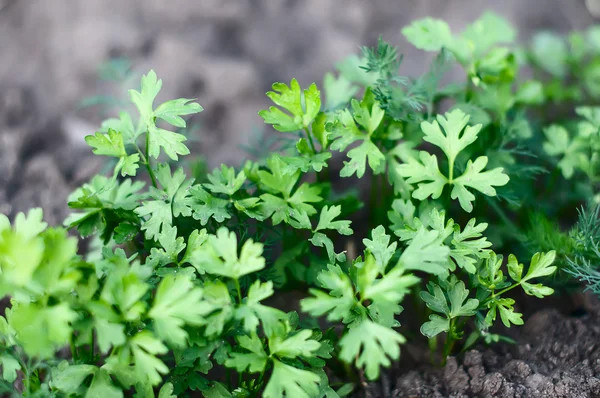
[327,91,386,178]
[397,109,509,212]
[135,164,193,241]
[259,78,321,132]
[148,275,206,347]
[339,320,405,380]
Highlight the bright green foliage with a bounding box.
[130,70,202,160]
[258,78,321,132]
[3,15,587,396]
[395,208,492,274]
[301,227,430,379]
[327,90,386,178]
[420,277,479,338]
[397,109,509,212]
[258,155,323,225]
[86,129,140,177]
[402,12,515,73]
[136,164,194,240]
[543,107,600,182]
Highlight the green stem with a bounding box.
[135,138,158,188]
[483,283,521,306]
[442,318,457,365]
[234,278,243,304]
[448,155,455,183]
[304,127,317,153]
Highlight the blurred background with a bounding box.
[1,0,599,225]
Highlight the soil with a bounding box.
[359,293,600,398]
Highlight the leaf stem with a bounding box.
[304,127,318,153]
[234,278,243,304]
[134,139,158,188]
[484,282,520,305]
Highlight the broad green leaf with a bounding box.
[263,360,320,398]
[396,152,447,201]
[51,362,97,393]
[149,275,206,347]
[362,226,397,269]
[194,228,265,279]
[451,156,509,212]
[269,329,320,359]
[0,354,20,383]
[421,109,481,165]
[339,320,405,380]
[420,314,450,338]
[399,228,449,275]
[402,18,452,51]
[259,79,321,132]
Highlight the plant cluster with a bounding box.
[2,11,600,397]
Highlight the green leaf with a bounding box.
[520,251,556,298]
[269,329,321,359]
[263,360,320,398]
[362,226,397,269]
[190,187,231,226]
[258,156,322,225]
[339,320,405,380]
[419,283,449,314]
[420,314,450,338]
[129,331,169,385]
[531,32,567,77]
[129,70,162,125]
[447,279,479,317]
[486,298,523,328]
[323,73,358,109]
[402,18,452,51]
[204,165,246,196]
[87,369,123,398]
[421,109,481,164]
[86,129,127,158]
[224,333,267,373]
[327,99,386,178]
[51,362,97,393]
[128,70,200,161]
[515,80,545,105]
[399,228,450,275]
[149,275,206,347]
[154,98,203,128]
[543,124,587,179]
[101,111,136,143]
[362,265,419,327]
[194,228,265,279]
[136,164,193,240]
[281,150,332,175]
[10,303,78,358]
[301,265,357,324]
[419,278,479,337]
[396,152,447,201]
[0,354,20,383]
[95,318,126,354]
[158,383,177,398]
[235,280,286,336]
[315,205,353,235]
[451,156,510,212]
[309,232,346,263]
[259,79,321,132]
[13,208,48,240]
[147,124,190,161]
